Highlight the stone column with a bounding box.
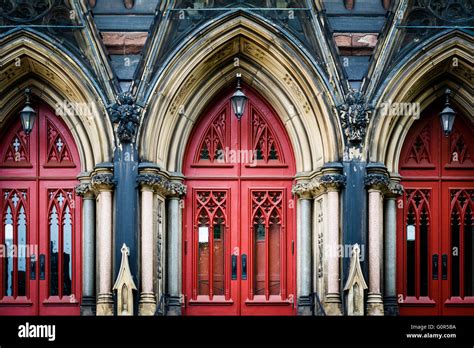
[166,179,186,316]
[92,165,115,316]
[137,171,157,315]
[384,178,403,315]
[293,180,313,316]
[76,175,96,316]
[365,164,389,316]
[320,172,345,315]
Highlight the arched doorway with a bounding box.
[0,103,81,315]
[397,103,474,315]
[183,86,296,315]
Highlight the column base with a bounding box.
[324,293,342,315]
[384,295,399,316]
[81,296,96,316]
[166,295,182,316]
[139,292,157,316]
[297,295,313,316]
[367,293,384,316]
[96,293,114,316]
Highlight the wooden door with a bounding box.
[183,86,296,315]
[0,104,81,315]
[398,104,474,315]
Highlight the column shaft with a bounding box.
[96,190,114,315]
[367,189,384,315]
[325,190,342,315]
[297,197,312,315]
[384,197,398,315]
[81,195,95,315]
[139,188,156,315]
[167,197,181,315]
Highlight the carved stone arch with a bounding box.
[138,14,342,173]
[368,31,473,173]
[0,30,114,172]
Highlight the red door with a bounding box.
[0,104,81,315]
[397,105,474,315]
[183,87,296,315]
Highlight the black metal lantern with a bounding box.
[20,88,36,136]
[230,73,247,120]
[439,88,456,137]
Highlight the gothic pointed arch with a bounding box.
[367,31,472,173]
[138,14,343,174]
[0,30,114,171]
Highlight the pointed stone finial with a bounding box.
[343,244,368,315]
[113,243,137,315]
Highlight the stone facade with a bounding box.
[0,0,472,316]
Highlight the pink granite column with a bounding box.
[365,167,388,316]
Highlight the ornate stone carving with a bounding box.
[364,173,389,189]
[109,93,141,143]
[387,181,404,197]
[293,173,346,197]
[169,182,187,197]
[75,182,92,197]
[338,91,372,144]
[137,173,186,197]
[319,174,346,190]
[91,173,115,189]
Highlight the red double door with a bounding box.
[398,106,474,315]
[0,104,81,315]
[183,87,296,315]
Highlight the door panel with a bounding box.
[0,182,38,315]
[398,182,440,315]
[441,183,474,315]
[184,182,239,315]
[38,181,81,315]
[240,182,294,315]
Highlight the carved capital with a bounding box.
[75,182,93,197]
[319,174,346,191]
[168,182,187,197]
[91,173,115,191]
[387,181,404,197]
[364,173,390,191]
[292,181,318,198]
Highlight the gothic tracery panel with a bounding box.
[1,126,30,167]
[45,119,74,167]
[1,189,28,298]
[194,190,228,298]
[47,189,75,297]
[251,190,284,298]
[195,109,228,163]
[250,107,284,164]
[405,189,431,298]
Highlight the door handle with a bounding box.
[432,254,438,280]
[39,254,46,280]
[231,254,237,280]
[30,254,36,280]
[442,254,448,280]
[241,254,247,280]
